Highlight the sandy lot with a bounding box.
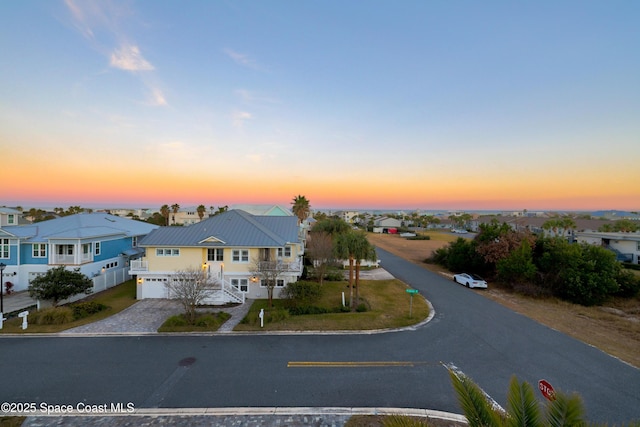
[368,232,450,265]
[368,231,640,368]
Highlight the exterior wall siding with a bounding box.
[146,247,204,272]
[95,237,134,263]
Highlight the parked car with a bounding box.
[453,273,487,289]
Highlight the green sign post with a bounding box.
[406,289,419,317]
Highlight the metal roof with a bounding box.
[1,213,158,242]
[139,209,300,248]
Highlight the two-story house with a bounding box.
[130,209,304,304]
[0,212,158,295]
[576,231,640,264]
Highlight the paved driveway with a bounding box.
[62,299,252,334]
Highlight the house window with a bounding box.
[207,248,223,261]
[33,243,47,258]
[278,247,291,258]
[1,238,10,258]
[132,236,138,247]
[232,249,249,262]
[156,248,180,256]
[276,279,285,287]
[57,245,74,255]
[637,242,640,251]
[83,243,92,255]
[7,214,15,224]
[231,278,248,292]
[95,241,101,255]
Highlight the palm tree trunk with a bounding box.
[348,256,354,310]
[355,260,361,307]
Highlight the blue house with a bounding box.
[0,211,158,294]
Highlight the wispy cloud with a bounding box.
[64,0,167,106]
[232,110,253,128]
[148,87,167,106]
[224,48,261,70]
[110,44,154,71]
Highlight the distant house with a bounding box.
[169,207,205,226]
[576,231,640,264]
[373,217,402,229]
[469,215,615,240]
[130,209,304,304]
[333,210,360,224]
[0,212,158,295]
[0,207,22,227]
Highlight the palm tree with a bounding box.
[171,203,180,225]
[197,204,206,221]
[160,205,170,226]
[335,230,376,310]
[449,369,586,427]
[291,195,311,224]
[352,232,377,308]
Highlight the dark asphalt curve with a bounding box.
[0,248,638,423]
[375,248,640,423]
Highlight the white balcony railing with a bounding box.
[52,255,75,265]
[129,260,149,272]
[257,260,301,273]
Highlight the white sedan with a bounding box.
[453,273,488,289]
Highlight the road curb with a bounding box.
[18,407,466,424]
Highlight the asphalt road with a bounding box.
[1,248,638,423]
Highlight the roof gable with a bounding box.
[199,235,226,244]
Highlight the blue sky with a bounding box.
[1,1,639,211]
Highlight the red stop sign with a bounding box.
[538,379,556,401]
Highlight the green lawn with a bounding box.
[0,280,138,334]
[234,279,429,331]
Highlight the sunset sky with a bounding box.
[1,1,639,211]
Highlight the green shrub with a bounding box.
[336,305,351,313]
[32,307,74,325]
[406,235,430,240]
[288,305,330,315]
[324,270,345,281]
[163,314,188,327]
[193,312,231,327]
[71,301,108,320]
[614,269,640,298]
[281,281,323,307]
[356,303,368,312]
[622,262,640,271]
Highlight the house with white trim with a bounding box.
[130,209,304,304]
[576,231,640,264]
[0,212,158,295]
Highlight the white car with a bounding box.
[453,273,488,289]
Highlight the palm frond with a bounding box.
[506,376,542,427]
[545,391,585,427]
[449,369,504,427]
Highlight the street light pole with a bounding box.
[0,262,6,313]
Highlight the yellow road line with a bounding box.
[287,361,418,368]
